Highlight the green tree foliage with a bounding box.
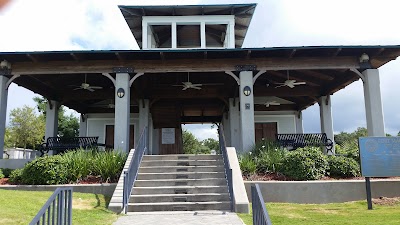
[8,106,45,149]
[33,97,79,138]
[182,130,218,154]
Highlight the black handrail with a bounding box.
[30,187,73,225]
[218,124,235,211]
[251,184,272,225]
[122,126,148,214]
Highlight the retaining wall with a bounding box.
[245,180,400,204]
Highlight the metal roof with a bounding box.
[118,4,257,48]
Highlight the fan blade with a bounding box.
[293,82,306,85]
[87,88,95,92]
[287,84,295,88]
[275,84,286,88]
[89,86,103,89]
[182,86,189,90]
[172,84,183,87]
[191,84,203,87]
[191,86,202,90]
[73,87,82,90]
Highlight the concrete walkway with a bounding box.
[113,211,245,225]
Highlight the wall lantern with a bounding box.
[117,88,125,98]
[0,60,11,69]
[243,86,251,96]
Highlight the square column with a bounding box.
[139,99,150,153]
[221,111,231,147]
[362,69,385,136]
[45,100,59,140]
[239,71,255,153]
[0,76,9,159]
[114,73,130,152]
[295,111,304,134]
[319,95,335,154]
[79,114,87,137]
[229,98,241,150]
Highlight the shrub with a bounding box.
[21,155,68,185]
[239,153,257,177]
[327,155,360,178]
[1,168,14,178]
[9,168,23,184]
[91,151,127,183]
[335,142,360,163]
[281,147,329,180]
[0,169,4,179]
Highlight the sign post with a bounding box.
[359,137,400,210]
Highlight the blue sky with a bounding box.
[0,0,399,140]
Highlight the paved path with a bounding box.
[113,211,245,225]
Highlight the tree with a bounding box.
[201,138,219,152]
[33,97,79,138]
[9,105,45,149]
[182,130,210,154]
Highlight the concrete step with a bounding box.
[132,186,228,195]
[143,154,222,161]
[134,178,227,187]
[137,172,226,180]
[139,166,224,173]
[130,193,230,203]
[140,159,224,167]
[128,201,231,212]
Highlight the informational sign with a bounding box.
[162,128,175,144]
[359,137,400,177]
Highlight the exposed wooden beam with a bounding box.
[288,49,296,58]
[300,70,335,81]
[181,116,222,123]
[12,56,361,75]
[115,52,125,61]
[26,54,38,63]
[269,71,322,87]
[70,53,81,61]
[254,104,298,111]
[332,48,342,57]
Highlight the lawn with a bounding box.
[0,190,119,225]
[238,200,400,225]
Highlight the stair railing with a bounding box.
[218,124,235,211]
[123,126,148,214]
[30,187,73,225]
[251,184,272,225]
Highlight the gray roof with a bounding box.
[118,4,257,48]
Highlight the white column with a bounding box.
[142,22,148,49]
[200,21,206,48]
[139,99,150,153]
[228,22,235,48]
[295,111,304,134]
[172,22,177,49]
[79,114,87,137]
[319,95,335,154]
[114,73,130,152]
[0,76,9,159]
[221,111,231,147]
[229,98,241,150]
[362,69,385,136]
[45,100,59,140]
[239,71,255,153]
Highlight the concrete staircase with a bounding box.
[127,154,231,212]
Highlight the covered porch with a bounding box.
[0,46,399,157]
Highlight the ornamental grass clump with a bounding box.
[62,149,94,183]
[239,153,257,177]
[91,151,127,183]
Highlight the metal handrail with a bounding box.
[218,124,235,211]
[122,126,148,214]
[251,184,272,225]
[30,187,73,225]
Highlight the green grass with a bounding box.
[0,190,119,225]
[238,201,400,225]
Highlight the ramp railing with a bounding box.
[29,187,73,225]
[251,184,272,225]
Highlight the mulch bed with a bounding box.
[372,197,400,206]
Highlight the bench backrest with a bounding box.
[276,133,328,145]
[46,137,99,150]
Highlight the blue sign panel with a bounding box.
[359,137,400,177]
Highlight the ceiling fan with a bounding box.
[173,73,203,90]
[264,101,281,107]
[70,74,103,92]
[275,70,306,88]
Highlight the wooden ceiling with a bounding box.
[1,46,399,128]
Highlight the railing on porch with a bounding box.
[29,187,73,225]
[251,184,272,225]
[122,126,148,214]
[218,124,235,211]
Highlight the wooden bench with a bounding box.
[39,137,99,156]
[276,133,333,153]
